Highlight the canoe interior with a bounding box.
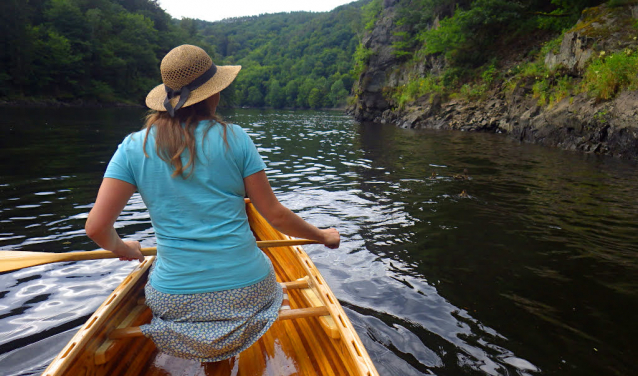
[42,201,378,376]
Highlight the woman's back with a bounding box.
[105,121,270,294]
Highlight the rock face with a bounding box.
[544,31,594,73]
[352,2,401,121]
[350,3,638,160]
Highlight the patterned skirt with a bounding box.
[140,263,283,362]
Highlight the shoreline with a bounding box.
[0,99,347,112]
[0,98,144,108]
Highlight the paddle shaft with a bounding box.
[0,239,319,273]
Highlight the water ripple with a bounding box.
[1,108,638,375]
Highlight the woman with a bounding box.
[84,45,340,361]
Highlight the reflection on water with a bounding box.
[1,107,637,375]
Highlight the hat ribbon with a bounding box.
[164,64,217,117]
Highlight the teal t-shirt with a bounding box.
[104,121,269,294]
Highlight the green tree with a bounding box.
[329,79,349,107]
[265,79,285,107]
[284,79,299,107]
[31,27,82,96]
[296,77,316,108]
[308,88,323,109]
[0,0,35,95]
[246,86,264,106]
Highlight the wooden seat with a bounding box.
[106,277,322,342]
[108,306,330,340]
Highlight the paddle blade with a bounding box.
[0,248,158,273]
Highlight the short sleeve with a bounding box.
[104,139,136,186]
[236,126,266,178]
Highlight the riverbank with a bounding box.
[351,2,638,160]
[0,98,143,108]
[0,98,346,112]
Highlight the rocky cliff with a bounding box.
[351,3,638,159]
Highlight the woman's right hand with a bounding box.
[115,240,144,262]
[321,228,340,249]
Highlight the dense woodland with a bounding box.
[0,0,365,108]
[1,0,632,109]
[195,6,363,109]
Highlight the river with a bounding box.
[1,107,637,375]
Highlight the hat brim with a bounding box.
[145,65,241,111]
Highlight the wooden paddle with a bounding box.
[0,239,319,273]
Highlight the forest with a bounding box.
[2,0,633,110]
[0,0,365,108]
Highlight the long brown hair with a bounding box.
[142,96,227,178]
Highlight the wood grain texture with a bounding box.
[41,201,379,376]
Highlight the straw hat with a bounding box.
[145,45,241,116]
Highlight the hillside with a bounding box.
[0,0,368,109]
[351,0,638,159]
[196,1,366,108]
[0,0,208,105]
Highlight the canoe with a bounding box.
[42,199,379,376]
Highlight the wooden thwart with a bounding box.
[107,305,331,341]
[95,303,151,365]
[278,306,330,320]
[281,276,310,290]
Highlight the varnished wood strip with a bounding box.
[278,306,329,320]
[109,305,330,342]
[246,201,378,376]
[292,245,377,376]
[281,277,310,289]
[280,319,317,376]
[260,323,302,374]
[110,337,156,376]
[95,310,148,364]
[304,316,348,376]
[291,317,334,376]
[108,326,144,339]
[298,287,340,339]
[42,257,155,376]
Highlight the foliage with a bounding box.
[392,74,444,108]
[455,62,497,100]
[350,0,610,109]
[421,0,526,67]
[0,0,368,108]
[361,0,383,31]
[391,31,415,59]
[352,44,375,78]
[0,0,196,104]
[581,49,638,100]
[608,0,638,7]
[198,1,366,108]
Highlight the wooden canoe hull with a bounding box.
[43,201,378,376]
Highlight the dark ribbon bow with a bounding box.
[164,64,217,117]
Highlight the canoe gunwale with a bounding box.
[285,243,377,376]
[42,256,156,376]
[244,201,378,376]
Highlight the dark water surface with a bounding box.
[1,107,637,375]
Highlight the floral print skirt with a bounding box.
[140,263,283,362]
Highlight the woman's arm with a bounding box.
[244,170,340,249]
[85,178,144,261]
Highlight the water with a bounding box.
[1,107,637,375]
